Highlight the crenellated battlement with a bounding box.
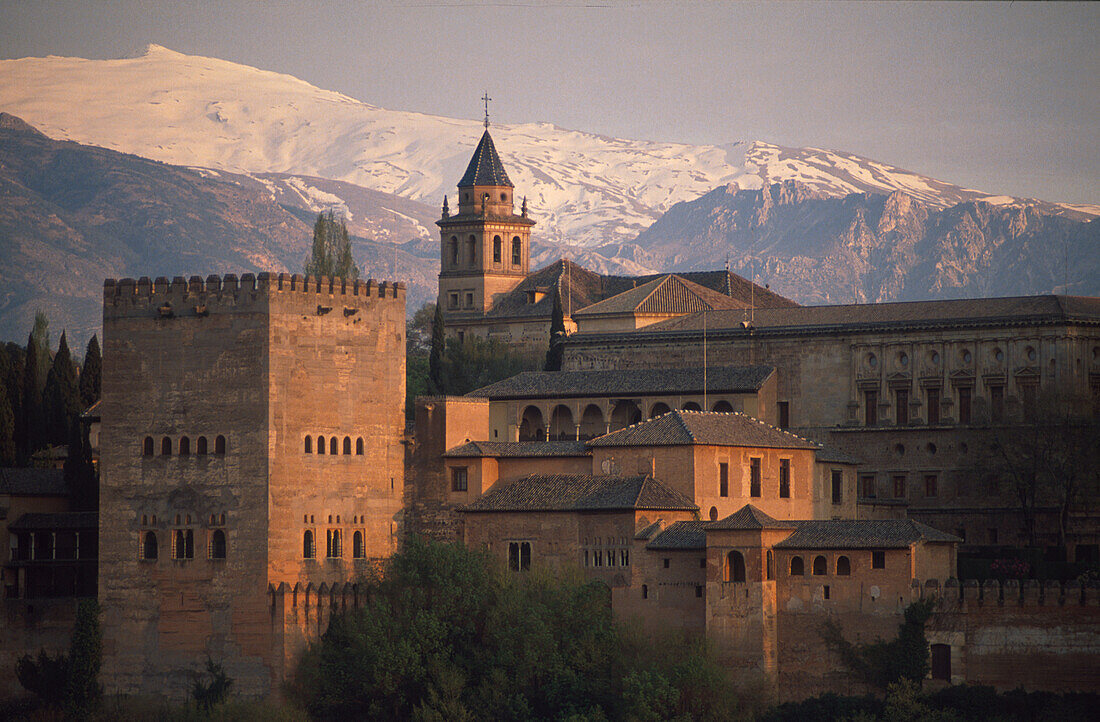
[911,577,1100,608]
[105,270,407,303]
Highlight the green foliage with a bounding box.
[64,419,98,511]
[65,598,103,712]
[427,303,445,395]
[544,289,565,372]
[820,598,935,690]
[1,342,25,463]
[43,331,81,446]
[291,539,756,721]
[304,210,359,281]
[21,331,44,461]
[15,599,102,712]
[79,333,102,408]
[0,375,15,466]
[191,656,233,713]
[438,335,540,397]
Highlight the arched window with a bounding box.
[642,584,649,599]
[196,436,208,455]
[836,555,851,576]
[548,405,575,441]
[343,436,352,455]
[449,237,458,266]
[174,529,194,559]
[578,404,605,440]
[650,402,671,418]
[179,436,190,456]
[711,400,734,413]
[767,550,775,580]
[329,437,338,455]
[317,436,325,455]
[353,530,364,558]
[726,550,746,582]
[493,236,502,263]
[215,435,226,455]
[356,438,364,455]
[327,529,342,558]
[303,530,315,559]
[161,437,172,455]
[512,237,522,265]
[518,405,545,442]
[709,506,719,521]
[610,400,642,431]
[467,235,477,266]
[790,556,804,576]
[143,437,154,456]
[812,555,828,575]
[210,529,227,560]
[141,531,158,560]
[304,436,312,453]
[682,402,702,412]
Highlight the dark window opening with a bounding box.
[161,437,172,456]
[719,462,729,497]
[990,385,1004,423]
[512,237,522,265]
[327,529,342,558]
[353,530,365,559]
[865,389,878,425]
[343,436,351,455]
[823,584,831,600]
[493,236,502,263]
[767,550,774,580]
[872,551,885,569]
[141,531,158,560]
[927,388,940,424]
[663,558,670,569]
[726,550,746,582]
[790,556,804,576]
[812,555,827,575]
[317,436,325,455]
[777,401,790,429]
[831,470,843,504]
[958,387,972,424]
[836,555,851,575]
[143,436,154,456]
[931,644,951,681]
[449,237,458,266]
[329,437,337,455]
[179,436,190,456]
[695,585,703,598]
[210,529,226,560]
[642,584,648,599]
[750,458,762,497]
[356,438,364,455]
[780,459,791,498]
[215,435,226,455]
[452,466,468,492]
[925,474,938,497]
[508,541,531,571]
[174,529,194,560]
[895,389,909,425]
[196,436,208,455]
[860,474,876,499]
[304,436,312,453]
[893,475,907,499]
[303,530,315,559]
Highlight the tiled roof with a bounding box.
[468,365,774,399]
[9,511,97,531]
[458,130,513,188]
[814,444,862,465]
[634,519,664,540]
[773,519,962,549]
[462,473,698,513]
[573,275,749,317]
[646,520,709,550]
[639,295,1100,336]
[0,467,68,496]
[588,410,819,450]
[443,440,590,458]
[708,504,794,531]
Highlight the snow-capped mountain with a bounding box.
[2,45,1094,248]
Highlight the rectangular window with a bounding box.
[895,389,909,425]
[448,292,459,309]
[584,550,589,567]
[990,385,1004,423]
[621,549,629,566]
[464,292,474,309]
[924,474,938,497]
[831,470,843,504]
[700,557,707,569]
[872,550,885,569]
[508,542,532,572]
[750,458,762,497]
[893,475,907,499]
[777,401,790,429]
[926,388,940,425]
[860,474,877,499]
[695,585,703,598]
[779,459,791,498]
[663,558,670,569]
[451,466,468,492]
[719,462,729,497]
[865,390,878,425]
[958,387,972,424]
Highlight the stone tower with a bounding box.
[97,273,406,698]
[437,128,535,328]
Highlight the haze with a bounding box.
[0,0,1096,204]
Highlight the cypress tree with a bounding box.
[43,332,80,447]
[30,312,50,388]
[305,210,359,281]
[21,332,44,460]
[428,303,446,395]
[334,219,360,282]
[544,289,566,372]
[65,599,102,712]
[0,380,15,466]
[79,334,101,408]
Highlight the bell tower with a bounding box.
[437,98,534,327]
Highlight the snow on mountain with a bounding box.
[1,44,1094,248]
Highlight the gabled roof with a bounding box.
[458,130,513,188]
[646,520,709,550]
[443,440,590,458]
[9,511,98,531]
[573,274,748,318]
[461,473,698,513]
[708,504,795,531]
[588,410,819,450]
[773,519,962,549]
[468,365,774,400]
[0,467,68,496]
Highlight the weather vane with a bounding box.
[482,91,492,129]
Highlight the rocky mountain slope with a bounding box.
[3,45,1094,250]
[0,114,440,343]
[627,181,1100,304]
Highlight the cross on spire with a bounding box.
[482,91,492,129]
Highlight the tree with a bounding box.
[21,332,44,460]
[43,332,81,447]
[79,334,101,408]
[0,380,16,466]
[821,598,935,690]
[544,288,565,372]
[428,303,446,395]
[304,210,359,281]
[65,599,102,713]
[408,303,437,356]
[977,388,1100,549]
[440,335,540,396]
[65,419,97,511]
[1,342,25,464]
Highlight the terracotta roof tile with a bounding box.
[0,467,68,496]
[773,519,961,549]
[574,274,749,317]
[708,504,795,530]
[588,410,819,450]
[646,520,709,550]
[461,473,698,513]
[443,441,590,458]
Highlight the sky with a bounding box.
[0,1,1097,204]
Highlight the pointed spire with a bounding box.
[441,195,449,218]
[458,130,513,188]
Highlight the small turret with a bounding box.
[441,195,449,219]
